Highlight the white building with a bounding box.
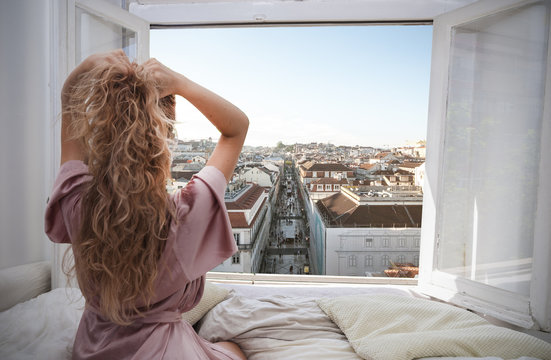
[310,186,422,276]
[240,166,274,187]
[213,183,271,273]
[308,177,348,201]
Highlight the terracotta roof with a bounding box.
[225,183,266,210]
[228,197,268,228]
[374,152,391,159]
[371,170,395,176]
[399,162,424,169]
[228,212,249,228]
[317,193,422,228]
[307,163,353,172]
[360,163,377,170]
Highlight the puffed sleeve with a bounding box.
[44,160,92,244]
[171,166,237,282]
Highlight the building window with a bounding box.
[382,237,390,248]
[334,185,340,191]
[313,171,317,177]
[364,238,373,248]
[397,255,405,264]
[232,253,240,264]
[414,237,420,248]
[325,184,332,191]
[317,184,323,191]
[325,171,329,177]
[414,255,420,267]
[398,237,406,248]
[365,255,373,267]
[233,233,240,245]
[348,255,357,267]
[382,255,390,266]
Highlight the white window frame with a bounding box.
[365,255,373,267]
[398,237,406,248]
[364,238,373,248]
[418,0,551,331]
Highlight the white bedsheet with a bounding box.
[0,287,83,360]
[0,284,545,360]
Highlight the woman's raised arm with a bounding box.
[144,59,249,183]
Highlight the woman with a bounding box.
[45,50,249,359]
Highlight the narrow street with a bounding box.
[261,161,310,275]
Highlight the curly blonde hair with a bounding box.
[63,59,177,325]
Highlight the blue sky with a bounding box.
[151,25,432,147]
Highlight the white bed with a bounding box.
[1,263,550,360]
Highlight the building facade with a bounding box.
[213,183,271,273]
[298,161,354,185]
[311,186,422,276]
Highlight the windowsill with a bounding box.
[206,271,417,286]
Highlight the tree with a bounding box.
[276,141,286,150]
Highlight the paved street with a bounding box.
[261,163,310,275]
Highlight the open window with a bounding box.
[419,0,551,331]
[49,0,550,332]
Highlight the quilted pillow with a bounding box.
[182,281,230,325]
[317,295,551,360]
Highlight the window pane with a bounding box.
[437,3,548,296]
[76,7,137,62]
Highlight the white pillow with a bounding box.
[0,261,51,311]
[317,295,551,360]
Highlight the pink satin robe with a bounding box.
[45,160,239,360]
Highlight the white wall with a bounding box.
[325,227,421,276]
[0,0,54,269]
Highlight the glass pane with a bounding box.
[76,7,137,62]
[437,3,549,296]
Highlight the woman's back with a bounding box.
[46,50,249,359]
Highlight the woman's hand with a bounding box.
[142,58,187,98]
[143,57,249,182]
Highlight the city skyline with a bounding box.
[151,25,433,147]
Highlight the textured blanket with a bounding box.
[317,295,551,360]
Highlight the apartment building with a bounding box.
[309,186,422,276]
[213,183,271,273]
[308,177,349,201]
[240,166,276,188]
[298,161,354,185]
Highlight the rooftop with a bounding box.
[317,192,422,228]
